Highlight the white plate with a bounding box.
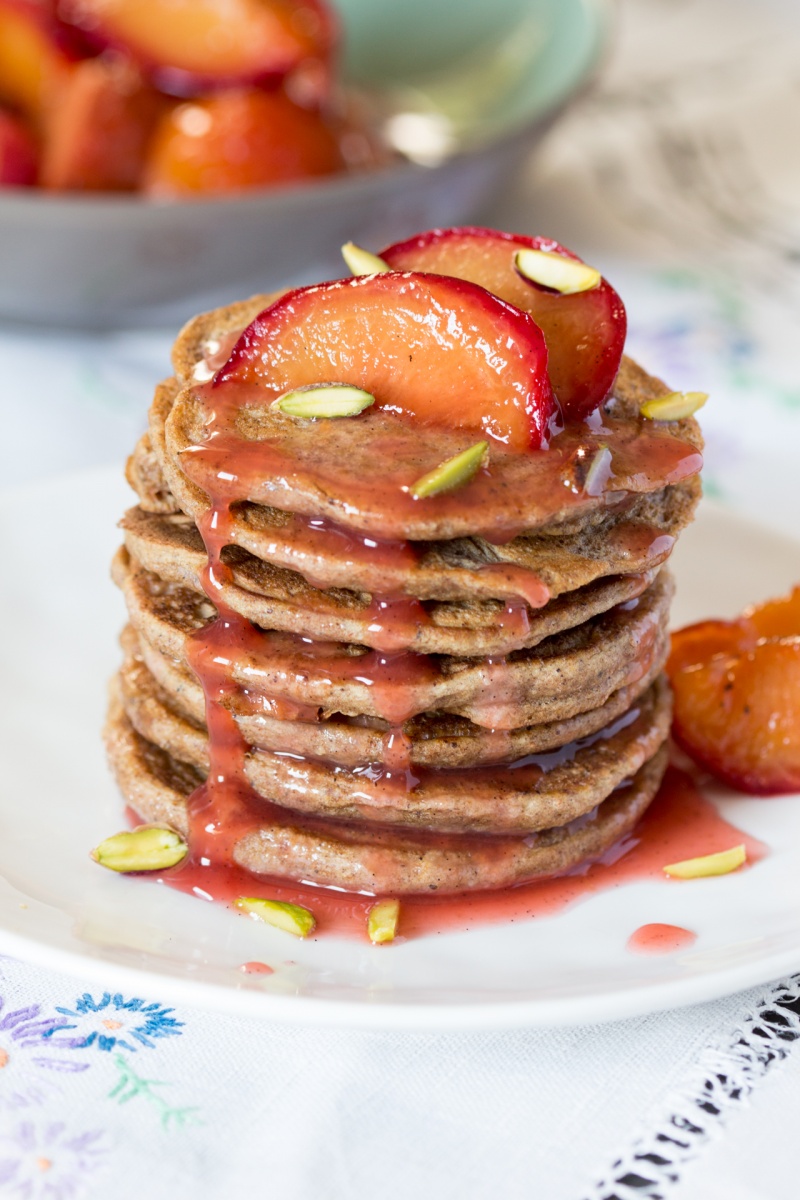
[1,468,799,1029]
[0,0,607,328]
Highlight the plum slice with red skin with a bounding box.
[215,272,555,451]
[667,586,800,796]
[58,0,336,95]
[379,226,626,424]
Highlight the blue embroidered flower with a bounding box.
[47,993,184,1054]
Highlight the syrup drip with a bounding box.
[362,593,431,653]
[239,961,274,975]
[271,512,418,592]
[218,629,440,726]
[182,505,291,890]
[239,508,550,608]
[604,522,675,565]
[627,924,697,955]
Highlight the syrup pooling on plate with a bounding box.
[152,767,764,939]
[627,924,697,955]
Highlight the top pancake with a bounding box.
[132,387,699,605]
[161,293,703,543]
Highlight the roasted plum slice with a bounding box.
[143,88,342,197]
[0,0,85,127]
[379,226,626,423]
[40,56,164,190]
[216,273,555,450]
[668,586,800,796]
[59,0,336,93]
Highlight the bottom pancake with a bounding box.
[104,686,668,895]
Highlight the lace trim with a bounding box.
[591,974,800,1200]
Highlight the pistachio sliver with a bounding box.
[663,843,747,880]
[582,444,612,496]
[640,391,708,421]
[514,248,601,294]
[235,897,316,938]
[367,898,401,944]
[90,827,187,873]
[341,241,391,276]
[272,383,375,419]
[410,441,488,499]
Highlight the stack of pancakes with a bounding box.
[105,293,702,896]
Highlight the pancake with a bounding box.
[105,686,668,894]
[113,546,672,729]
[117,643,671,834]
[162,359,701,544]
[125,430,179,515]
[121,624,667,769]
[164,293,702,540]
[132,380,699,603]
[119,505,661,656]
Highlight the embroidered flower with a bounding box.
[48,993,183,1054]
[0,997,89,1111]
[0,1121,105,1198]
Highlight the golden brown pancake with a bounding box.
[113,546,672,729]
[117,639,671,834]
[105,685,668,895]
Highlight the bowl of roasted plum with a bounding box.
[0,0,608,326]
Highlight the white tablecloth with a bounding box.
[1,1,799,1196]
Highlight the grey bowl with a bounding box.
[0,0,609,329]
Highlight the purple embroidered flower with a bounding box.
[47,993,183,1054]
[0,1121,105,1198]
[0,997,89,1111]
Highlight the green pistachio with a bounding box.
[235,897,317,938]
[272,383,375,419]
[90,827,187,873]
[341,242,391,276]
[514,248,601,294]
[410,441,488,499]
[367,898,401,944]
[663,844,746,880]
[640,391,708,421]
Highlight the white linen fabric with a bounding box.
[0,954,798,1200]
[1,0,799,1196]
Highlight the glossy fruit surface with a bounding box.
[60,0,335,92]
[0,108,38,184]
[379,226,626,423]
[40,56,163,190]
[668,587,800,795]
[741,585,800,644]
[216,272,555,450]
[143,88,342,196]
